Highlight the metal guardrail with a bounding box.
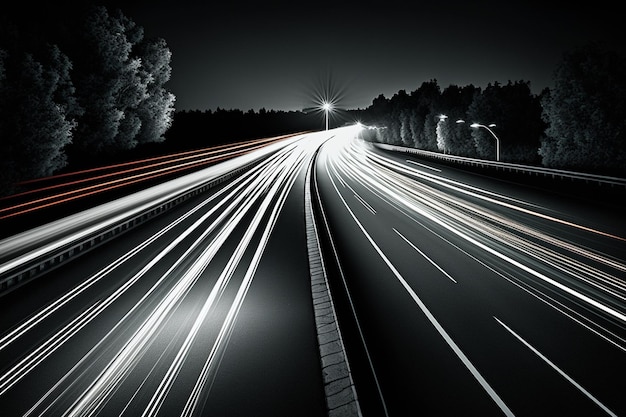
[0,160,259,295]
[374,143,626,188]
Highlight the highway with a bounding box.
[313,132,625,416]
[0,126,624,416]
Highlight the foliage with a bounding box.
[0,4,176,191]
[539,42,626,175]
[2,6,625,197]
[467,81,544,163]
[0,39,80,194]
[359,43,624,176]
[361,80,547,165]
[69,6,175,158]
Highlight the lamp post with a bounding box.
[456,120,500,161]
[323,102,332,131]
[470,123,500,161]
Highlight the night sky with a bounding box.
[100,0,622,112]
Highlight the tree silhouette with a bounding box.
[134,38,176,146]
[0,41,79,194]
[410,80,441,150]
[467,81,542,163]
[0,3,177,189]
[540,42,626,175]
[70,5,148,155]
[440,84,477,157]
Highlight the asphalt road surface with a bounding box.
[313,133,625,416]
[0,126,624,416]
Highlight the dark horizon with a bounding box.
[95,0,624,112]
[4,1,624,113]
[1,4,625,416]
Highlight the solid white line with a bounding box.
[327,170,514,417]
[393,228,457,283]
[494,316,617,417]
[353,193,377,214]
[356,168,626,324]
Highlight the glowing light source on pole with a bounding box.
[470,123,500,161]
[322,102,332,131]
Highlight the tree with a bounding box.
[409,80,441,150]
[388,89,410,145]
[467,81,543,163]
[435,115,450,153]
[134,37,176,145]
[0,3,177,191]
[440,84,477,157]
[399,109,412,146]
[0,48,77,192]
[539,42,626,175]
[71,5,148,156]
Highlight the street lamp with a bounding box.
[470,123,500,161]
[322,102,332,131]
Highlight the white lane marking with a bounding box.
[327,169,515,417]
[494,317,618,417]
[353,193,377,215]
[406,159,442,172]
[352,162,626,324]
[393,228,457,283]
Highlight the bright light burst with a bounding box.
[301,68,352,130]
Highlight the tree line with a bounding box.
[358,42,626,177]
[0,4,175,194]
[2,3,625,198]
[160,108,322,154]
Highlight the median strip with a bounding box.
[304,151,362,417]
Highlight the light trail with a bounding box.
[369,148,626,244]
[405,159,442,172]
[323,137,626,326]
[0,134,297,220]
[142,141,313,417]
[324,159,515,416]
[316,131,625,415]
[0,135,303,276]
[1,125,622,416]
[353,192,377,215]
[0,129,333,416]
[393,228,458,284]
[494,317,618,417]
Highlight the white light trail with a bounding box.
[0,130,336,415]
[353,192,377,215]
[0,144,296,400]
[393,228,457,284]
[406,159,442,172]
[62,140,318,417]
[324,137,626,325]
[325,163,515,416]
[144,138,315,417]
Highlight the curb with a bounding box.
[304,151,362,417]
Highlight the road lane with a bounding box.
[1,124,624,417]
[313,133,625,416]
[0,131,335,417]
